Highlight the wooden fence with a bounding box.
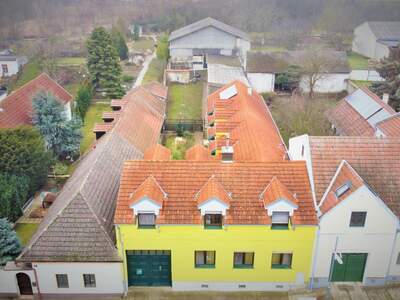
[163,119,204,132]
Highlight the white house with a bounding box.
[169,17,250,65]
[0,49,27,77]
[352,22,400,60]
[289,135,400,287]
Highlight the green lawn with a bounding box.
[80,102,111,154]
[347,52,370,70]
[129,38,154,52]
[13,62,41,90]
[56,57,86,67]
[167,83,203,120]
[165,133,195,160]
[14,223,39,246]
[65,83,80,98]
[142,58,167,84]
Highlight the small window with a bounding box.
[396,253,400,265]
[233,252,254,268]
[204,214,222,229]
[195,251,215,268]
[271,253,292,269]
[138,213,156,228]
[83,274,96,288]
[56,274,69,288]
[1,64,8,74]
[335,181,352,198]
[271,212,289,229]
[350,211,367,227]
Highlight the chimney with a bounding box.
[247,86,252,96]
[382,93,389,104]
[221,137,233,163]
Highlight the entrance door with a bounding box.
[126,250,171,286]
[16,273,33,295]
[331,253,367,282]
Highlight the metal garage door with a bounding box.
[126,250,171,286]
[331,253,367,282]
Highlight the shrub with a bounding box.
[122,74,135,83]
[0,218,22,265]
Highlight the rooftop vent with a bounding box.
[382,93,389,104]
[335,181,352,198]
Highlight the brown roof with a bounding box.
[18,85,166,263]
[308,136,400,217]
[260,176,298,207]
[247,52,289,74]
[114,161,317,226]
[130,175,166,207]
[0,73,72,128]
[144,144,171,160]
[142,82,168,100]
[376,114,400,137]
[185,144,213,160]
[102,111,121,121]
[93,122,114,133]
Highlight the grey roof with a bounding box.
[18,86,166,263]
[169,17,250,42]
[208,64,249,86]
[367,22,400,42]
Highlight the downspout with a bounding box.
[385,219,400,281]
[32,264,42,300]
[309,225,320,290]
[116,225,128,296]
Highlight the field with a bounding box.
[142,58,167,84]
[12,62,41,90]
[167,83,203,120]
[14,223,39,246]
[129,38,154,52]
[55,57,86,67]
[347,52,369,70]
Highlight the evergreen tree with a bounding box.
[86,27,125,98]
[133,24,140,41]
[0,174,29,222]
[0,127,53,194]
[75,83,93,121]
[112,28,129,60]
[0,218,22,265]
[32,92,82,158]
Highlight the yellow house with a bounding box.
[114,146,317,291]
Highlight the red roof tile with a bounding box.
[142,82,168,100]
[0,73,72,128]
[376,113,400,137]
[115,161,317,225]
[93,123,114,133]
[102,111,121,121]
[196,175,231,206]
[185,144,213,160]
[260,176,297,207]
[144,144,171,160]
[130,175,166,207]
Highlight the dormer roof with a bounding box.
[144,144,171,160]
[260,176,298,207]
[196,175,231,206]
[130,175,167,207]
[185,144,213,160]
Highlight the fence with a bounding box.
[163,119,204,132]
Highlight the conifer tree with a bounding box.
[0,218,22,265]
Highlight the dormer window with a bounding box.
[204,214,223,229]
[271,212,289,230]
[138,213,156,228]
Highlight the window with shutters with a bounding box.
[271,253,292,269]
[233,252,254,268]
[138,213,156,228]
[271,211,289,229]
[83,274,96,288]
[195,251,215,268]
[350,211,367,227]
[56,274,69,288]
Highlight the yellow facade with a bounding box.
[116,224,316,285]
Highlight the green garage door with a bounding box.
[331,253,367,282]
[126,250,171,286]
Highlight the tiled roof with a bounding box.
[185,144,213,160]
[144,144,171,160]
[0,73,72,128]
[367,22,400,41]
[130,175,167,207]
[207,80,287,161]
[18,84,166,263]
[196,175,231,206]
[260,176,297,207]
[102,111,121,121]
[93,122,114,133]
[376,113,400,137]
[308,136,400,217]
[110,99,128,109]
[114,161,317,226]
[142,82,168,100]
[319,161,364,215]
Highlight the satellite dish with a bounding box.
[334,253,343,265]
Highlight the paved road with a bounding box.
[133,35,157,88]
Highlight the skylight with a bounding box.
[219,85,237,100]
[335,181,352,198]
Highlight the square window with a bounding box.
[271,212,289,229]
[195,251,215,268]
[138,213,156,228]
[204,214,222,228]
[56,274,69,288]
[233,252,254,268]
[271,253,292,269]
[350,212,367,227]
[83,274,96,288]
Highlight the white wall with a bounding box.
[315,186,398,282]
[248,73,275,93]
[0,266,37,296]
[350,70,384,82]
[352,23,377,59]
[64,102,72,121]
[375,42,390,60]
[300,73,349,93]
[33,262,124,295]
[388,233,400,278]
[0,60,19,77]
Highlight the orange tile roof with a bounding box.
[0,73,72,128]
[115,160,317,225]
[144,144,171,160]
[206,80,287,161]
[129,175,167,207]
[319,161,364,215]
[110,99,128,109]
[93,122,114,133]
[196,175,231,206]
[102,111,121,121]
[185,144,213,160]
[376,113,400,137]
[142,82,168,100]
[308,136,400,217]
[260,176,297,207]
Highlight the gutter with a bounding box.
[309,225,320,290]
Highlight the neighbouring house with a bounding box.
[0,73,72,128]
[0,49,27,77]
[169,17,250,67]
[246,51,350,94]
[289,135,400,287]
[206,80,287,160]
[0,83,167,298]
[352,22,400,60]
[207,55,249,90]
[0,86,6,102]
[327,87,400,137]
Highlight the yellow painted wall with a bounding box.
[116,224,316,284]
